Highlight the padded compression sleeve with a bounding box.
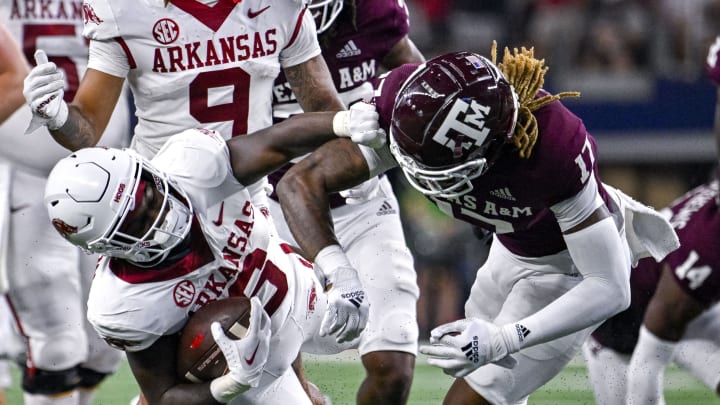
[499,216,631,352]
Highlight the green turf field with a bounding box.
[5,352,718,404]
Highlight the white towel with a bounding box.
[0,163,11,293]
[604,183,680,266]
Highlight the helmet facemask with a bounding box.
[90,161,193,266]
[389,128,495,199]
[309,0,343,34]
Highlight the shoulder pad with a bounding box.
[152,128,230,189]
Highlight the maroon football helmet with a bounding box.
[389,51,518,198]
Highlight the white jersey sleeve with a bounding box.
[87,259,188,353]
[278,7,321,68]
[550,175,604,232]
[81,0,121,40]
[152,128,230,190]
[88,39,130,78]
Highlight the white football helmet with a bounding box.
[44,147,193,265]
[309,0,343,34]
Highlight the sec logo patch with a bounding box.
[153,18,180,44]
[174,280,196,307]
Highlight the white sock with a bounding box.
[626,326,676,405]
[77,388,97,405]
[24,390,79,405]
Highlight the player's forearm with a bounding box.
[50,105,103,151]
[499,217,631,352]
[286,55,345,113]
[0,26,29,123]
[277,164,339,260]
[277,140,371,259]
[268,112,337,155]
[0,80,26,124]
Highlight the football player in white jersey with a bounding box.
[22,0,348,225]
[2,2,131,404]
[43,107,381,404]
[0,21,26,405]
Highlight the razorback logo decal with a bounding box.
[82,3,104,25]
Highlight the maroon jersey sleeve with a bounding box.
[354,0,410,48]
[665,182,720,306]
[528,94,600,207]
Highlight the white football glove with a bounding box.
[209,297,271,402]
[419,318,517,378]
[320,266,369,343]
[332,101,387,148]
[23,50,69,134]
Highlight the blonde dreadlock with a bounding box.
[490,41,580,159]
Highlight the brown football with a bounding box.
[176,297,251,383]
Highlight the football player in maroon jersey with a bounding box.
[270,0,425,403]
[277,43,680,404]
[582,36,720,405]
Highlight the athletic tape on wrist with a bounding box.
[332,111,349,137]
[47,101,69,130]
[314,244,352,279]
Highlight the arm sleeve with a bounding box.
[626,325,676,405]
[499,215,631,352]
[550,174,604,232]
[88,39,130,78]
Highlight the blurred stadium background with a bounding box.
[9,1,720,403]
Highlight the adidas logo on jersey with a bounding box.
[515,323,531,342]
[336,40,362,58]
[489,187,516,201]
[462,336,480,364]
[377,200,396,216]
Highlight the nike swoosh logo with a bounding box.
[244,342,261,365]
[247,5,270,18]
[9,204,30,213]
[212,201,224,226]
